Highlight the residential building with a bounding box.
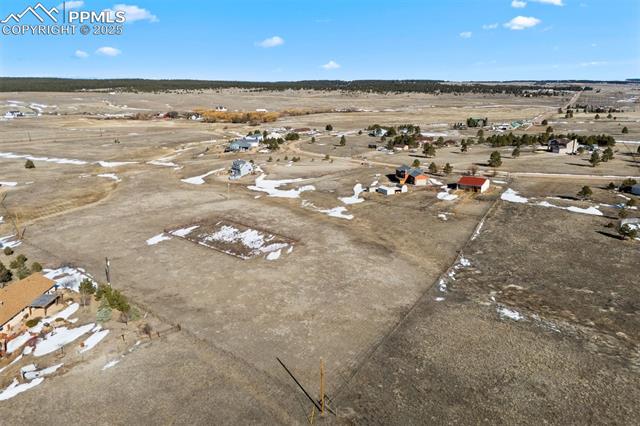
[548,138,579,154]
[457,176,490,193]
[0,273,58,332]
[230,160,253,180]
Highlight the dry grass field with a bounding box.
[0,85,638,424]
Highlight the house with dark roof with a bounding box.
[548,138,579,154]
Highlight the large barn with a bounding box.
[457,176,490,193]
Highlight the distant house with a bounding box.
[368,144,378,149]
[255,108,268,113]
[215,106,227,112]
[457,176,490,193]
[227,136,261,152]
[632,184,640,196]
[230,160,253,180]
[0,273,58,332]
[369,128,387,137]
[548,138,579,154]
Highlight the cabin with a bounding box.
[0,273,58,332]
[230,160,253,180]
[548,138,579,154]
[457,176,490,193]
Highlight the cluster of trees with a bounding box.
[0,251,42,284]
[264,137,285,151]
[483,132,616,148]
[589,147,614,166]
[284,132,300,141]
[0,78,590,96]
[424,162,453,175]
[466,117,488,128]
[199,110,279,123]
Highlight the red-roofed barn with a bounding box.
[457,176,490,193]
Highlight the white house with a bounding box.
[230,160,253,180]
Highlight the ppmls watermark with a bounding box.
[1,2,126,36]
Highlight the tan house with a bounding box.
[0,273,58,332]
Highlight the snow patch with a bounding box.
[248,174,315,198]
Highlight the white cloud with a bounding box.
[321,60,340,70]
[482,23,498,30]
[74,49,89,58]
[256,36,284,48]
[512,1,527,8]
[532,0,564,5]
[96,46,121,57]
[105,4,158,23]
[58,1,84,9]
[504,16,541,30]
[459,31,472,39]
[580,61,607,67]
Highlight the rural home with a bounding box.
[227,137,260,152]
[395,165,411,180]
[4,111,22,119]
[548,138,579,154]
[230,160,253,180]
[457,176,490,193]
[0,273,58,332]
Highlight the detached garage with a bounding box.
[457,176,490,193]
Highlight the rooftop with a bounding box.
[458,176,488,187]
[0,273,56,327]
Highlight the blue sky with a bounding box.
[1,0,639,81]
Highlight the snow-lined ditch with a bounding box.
[0,235,21,249]
[302,200,354,220]
[435,255,472,301]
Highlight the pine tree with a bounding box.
[488,151,502,167]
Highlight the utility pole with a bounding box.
[105,257,111,286]
[320,358,325,417]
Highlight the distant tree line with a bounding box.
[485,132,616,148]
[0,77,591,95]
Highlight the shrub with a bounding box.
[325,124,333,131]
[411,159,420,168]
[25,160,35,169]
[31,262,42,272]
[0,262,12,284]
[25,317,41,328]
[621,126,628,134]
[16,265,31,280]
[3,247,13,256]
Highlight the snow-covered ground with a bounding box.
[0,152,87,165]
[146,233,172,246]
[339,183,365,205]
[200,224,292,260]
[43,267,97,293]
[181,168,225,185]
[501,188,603,216]
[96,161,138,168]
[0,378,43,401]
[79,330,110,354]
[97,173,121,182]
[248,174,315,198]
[0,235,22,249]
[34,323,95,357]
[0,181,18,187]
[497,306,525,321]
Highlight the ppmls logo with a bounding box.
[2,2,126,36]
[1,2,59,24]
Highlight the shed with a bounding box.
[457,176,490,193]
[377,186,399,196]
